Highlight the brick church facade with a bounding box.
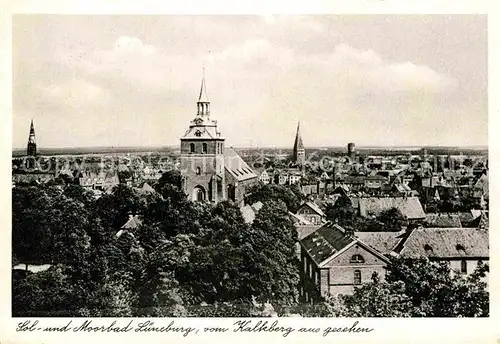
[180,76,257,204]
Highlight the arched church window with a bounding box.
[192,185,206,201]
[196,167,201,175]
[195,187,205,201]
[190,143,195,153]
[202,143,208,154]
[227,184,236,202]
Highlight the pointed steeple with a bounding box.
[293,121,304,150]
[29,119,35,135]
[196,69,210,117]
[27,119,37,156]
[293,121,305,166]
[198,68,209,103]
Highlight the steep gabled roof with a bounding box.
[424,213,462,228]
[354,231,405,255]
[300,222,355,265]
[299,201,325,217]
[398,227,489,258]
[358,197,425,220]
[289,212,313,225]
[296,224,323,240]
[224,147,257,181]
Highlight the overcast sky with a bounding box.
[12,15,487,148]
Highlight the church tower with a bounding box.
[26,119,37,169]
[293,121,305,166]
[180,74,226,202]
[27,119,37,157]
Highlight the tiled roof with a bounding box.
[300,222,355,265]
[343,176,366,184]
[399,228,489,258]
[296,224,323,240]
[424,213,462,228]
[470,212,489,230]
[394,183,412,192]
[289,212,313,225]
[354,231,405,255]
[458,212,475,226]
[224,147,257,181]
[358,197,425,220]
[300,201,325,217]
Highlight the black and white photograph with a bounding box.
[9,13,490,320]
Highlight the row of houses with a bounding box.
[257,168,304,185]
[298,222,489,301]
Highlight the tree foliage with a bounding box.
[333,257,489,317]
[12,182,301,316]
[245,183,303,212]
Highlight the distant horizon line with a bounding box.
[12,144,489,151]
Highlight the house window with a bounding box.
[354,270,361,285]
[350,254,365,263]
[461,260,467,274]
[202,143,207,154]
[190,143,195,153]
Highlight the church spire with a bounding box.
[197,69,210,116]
[294,121,304,150]
[293,121,305,166]
[198,68,209,103]
[27,119,37,157]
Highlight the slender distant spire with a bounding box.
[197,68,210,116]
[198,68,209,103]
[294,121,304,150]
[293,121,305,166]
[27,118,37,157]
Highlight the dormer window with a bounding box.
[456,244,466,254]
[424,244,433,254]
[350,254,365,263]
[195,130,202,137]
